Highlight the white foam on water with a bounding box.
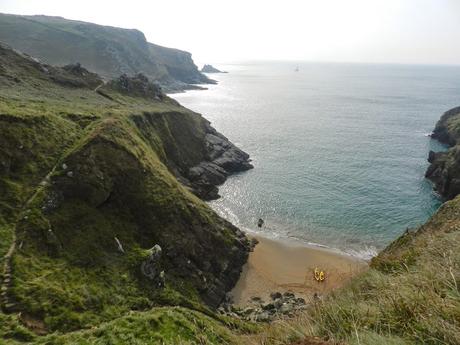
[211,200,378,261]
[344,246,378,261]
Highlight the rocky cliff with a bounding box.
[0,43,252,337]
[201,64,227,73]
[0,13,214,91]
[426,106,460,199]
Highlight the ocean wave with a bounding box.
[344,246,378,261]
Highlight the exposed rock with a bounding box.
[218,291,307,322]
[429,106,460,146]
[140,245,163,284]
[249,237,259,251]
[186,123,253,200]
[426,106,460,199]
[0,13,215,92]
[270,291,282,300]
[201,64,227,73]
[108,73,163,100]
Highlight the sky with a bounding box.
[1,0,460,66]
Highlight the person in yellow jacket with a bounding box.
[314,267,325,282]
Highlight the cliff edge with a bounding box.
[0,13,214,92]
[0,43,251,339]
[426,106,460,199]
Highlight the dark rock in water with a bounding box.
[428,150,438,163]
[201,64,227,73]
[258,218,264,228]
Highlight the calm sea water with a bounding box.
[173,62,460,259]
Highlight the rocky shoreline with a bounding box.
[185,122,253,200]
[426,106,460,199]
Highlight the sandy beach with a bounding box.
[230,235,368,306]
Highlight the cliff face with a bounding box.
[148,43,216,85]
[0,13,214,91]
[0,43,251,335]
[426,106,460,199]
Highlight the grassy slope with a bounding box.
[0,13,211,89]
[0,45,251,343]
[242,196,460,345]
[2,41,459,345]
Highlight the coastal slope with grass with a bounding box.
[0,42,255,343]
[241,109,460,345]
[0,38,459,345]
[0,13,215,91]
[247,193,460,345]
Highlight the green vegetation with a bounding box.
[35,307,258,345]
[0,13,213,91]
[1,34,459,344]
[243,196,460,345]
[0,43,250,343]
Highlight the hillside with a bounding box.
[0,13,214,91]
[243,193,460,344]
[426,106,460,199]
[0,43,255,342]
[0,38,458,345]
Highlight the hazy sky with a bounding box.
[1,0,460,65]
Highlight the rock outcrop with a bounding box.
[201,64,227,73]
[130,111,253,201]
[218,291,307,322]
[108,73,163,100]
[186,124,253,200]
[426,106,460,199]
[148,43,216,86]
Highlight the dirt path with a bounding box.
[0,165,58,312]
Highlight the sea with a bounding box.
[172,61,460,259]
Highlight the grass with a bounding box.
[35,307,259,345]
[0,43,250,343]
[2,39,459,345]
[242,197,460,345]
[0,12,211,89]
